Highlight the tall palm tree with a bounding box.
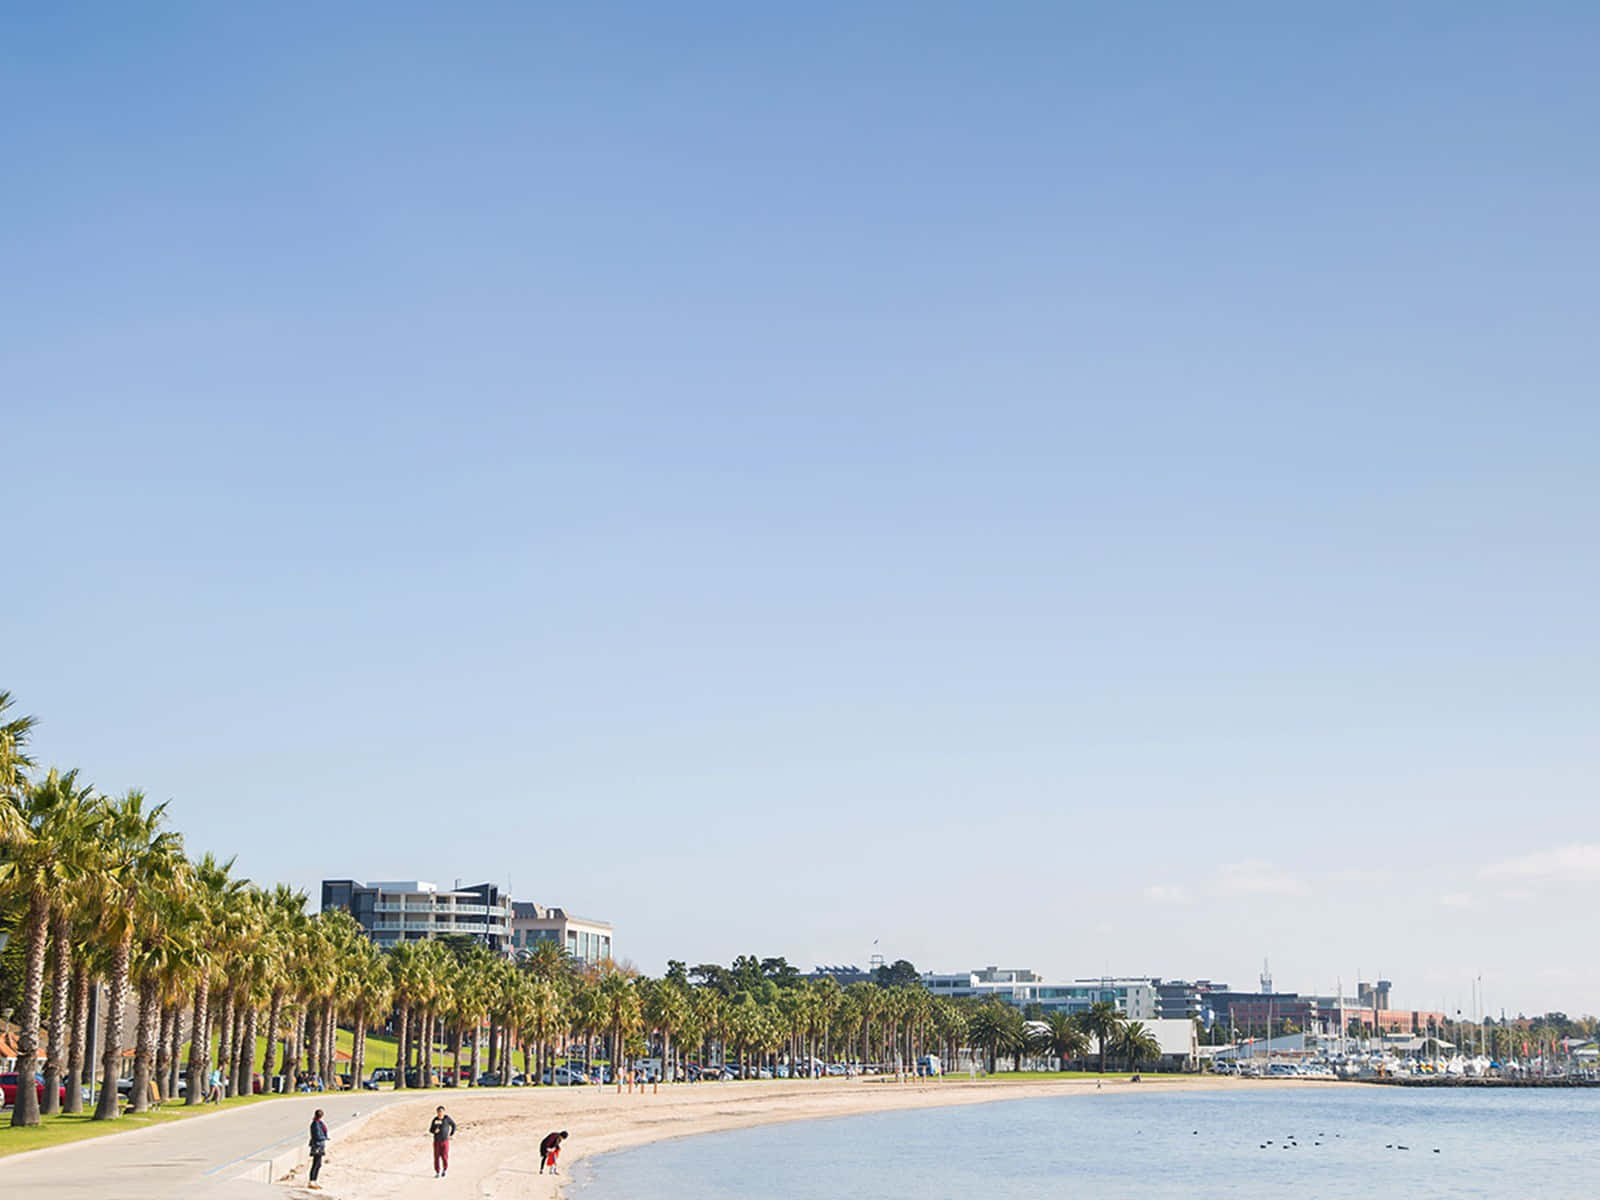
[1,768,101,1127]
[90,791,184,1120]
[0,689,36,829]
[522,938,570,983]
[356,941,393,1088]
[1044,1011,1089,1071]
[186,854,246,1105]
[643,979,689,1084]
[1115,1021,1161,1072]
[128,859,194,1112]
[598,970,640,1084]
[258,885,308,1089]
[1080,1001,1124,1075]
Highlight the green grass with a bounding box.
[0,1093,278,1159]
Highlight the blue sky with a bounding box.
[5,4,1598,1015]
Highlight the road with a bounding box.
[3,1090,422,1198]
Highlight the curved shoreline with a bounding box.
[289,1076,1340,1199]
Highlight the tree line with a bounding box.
[2,690,1164,1132]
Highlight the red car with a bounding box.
[1,1073,67,1107]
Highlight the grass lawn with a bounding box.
[0,1092,279,1159]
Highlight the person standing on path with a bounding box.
[308,1108,329,1190]
[430,1105,457,1178]
[538,1130,568,1175]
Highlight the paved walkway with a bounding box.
[2,1091,424,1198]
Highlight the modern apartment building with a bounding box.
[320,879,512,952]
[921,968,1159,1020]
[509,902,613,966]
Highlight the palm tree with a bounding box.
[0,689,36,826]
[259,885,308,1089]
[1115,1021,1161,1072]
[186,854,246,1105]
[598,970,640,1084]
[1,768,101,1127]
[1044,1012,1089,1071]
[90,791,184,1120]
[128,860,194,1112]
[1080,1001,1124,1075]
[965,1000,1018,1074]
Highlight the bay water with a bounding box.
[572,1086,1600,1198]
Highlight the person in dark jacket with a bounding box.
[430,1105,457,1177]
[308,1109,329,1189]
[539,1130,569,1175]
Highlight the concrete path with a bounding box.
[2,1090,429,1198]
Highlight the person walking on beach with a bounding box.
[538,1130,568,1175]
[207,1066,223,1104]
[308,1108,329,1190]
[430,1105,457,1178]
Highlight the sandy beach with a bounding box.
[281,1076,1331,1199]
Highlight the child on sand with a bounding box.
[538,1130,568,1175]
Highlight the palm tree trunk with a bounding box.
[469,1018,481,1086]
[93,934,132,1120]
[451,1025,463,1087]
[395,1005,410,1089]
[261,988,283,1086]
[131,976,161,1113]
[352,1003,367,1088]
[10,888,51,1127]
[322,1003,336,1090]
[156,1004,174,1101]
[215,990,235,1099]
[186,975,210,1106]
[239,1003,258,1097]
[304,999,321,1087]
[42,910,72,1115]
[65,961,90,1114]
[229,998,247,1097]
[282,1004,304,1090]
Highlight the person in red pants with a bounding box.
[430,1105,457,1177]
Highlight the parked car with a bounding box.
[477,1072,503,1087]
[0,1073,67,1107]
[540,1066,589,1085]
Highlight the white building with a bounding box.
[509,902,613,966]
[320,879,512,952]
[922,968,1159,1020]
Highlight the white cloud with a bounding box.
[1215,859,1309,897]
[1437,891,1473,908]
[1481,844,1600,884]
[1142,883,1191,905]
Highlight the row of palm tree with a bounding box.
[967,999,1161,1073]
[3,689,1169,1134]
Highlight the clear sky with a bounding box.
[5,4,1597,1017]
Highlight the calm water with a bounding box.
[572,1086,1600,1198]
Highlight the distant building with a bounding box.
[1208,984,1444,1036]
[321,879,511,952]
[808,964,876,986]
[922,968,1159,1020]
[509,902,613,966]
